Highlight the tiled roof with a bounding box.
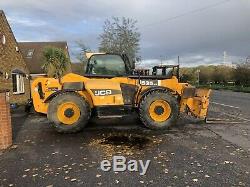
[18,42,69,74]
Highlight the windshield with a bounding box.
[87,54,126,76]
[154,68,173,76]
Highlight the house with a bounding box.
[0,10,30,104]
[18,41,71,79]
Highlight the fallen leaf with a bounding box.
[11,145,18,149]
[164,169,169,174]
[239,182,245,186]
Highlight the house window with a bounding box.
[12,73,25,94]
[0,34,6,45]
[26,49,34,58]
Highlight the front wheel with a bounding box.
[47,93,91,133]
[139,90,179,130]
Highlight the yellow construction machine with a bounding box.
[31,53,211,133]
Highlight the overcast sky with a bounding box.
[1,0,250,67]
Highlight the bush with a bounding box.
[234,63,250,86]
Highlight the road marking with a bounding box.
[210,102,240,109]
[216,111,250,122]
[206,121,240,124]
[207,118,239,121]
[206,118,243,124]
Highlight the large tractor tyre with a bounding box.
[47,93,91,133]
[139,90,179,130]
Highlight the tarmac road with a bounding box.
[208,90,250,151]
[0,90,250,186]
[210,90,250,120]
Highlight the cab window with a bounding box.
[87,54,126,76]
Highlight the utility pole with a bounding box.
[177,56,180,80]
[197,69,200,86]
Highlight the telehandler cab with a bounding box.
[31,53,211,133]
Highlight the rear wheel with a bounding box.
[47,93,91,133]
[139,90,179,130]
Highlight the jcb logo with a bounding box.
[91,89,121,96]
[94,90,112,96]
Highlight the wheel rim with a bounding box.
[57,102,81,125]
[149,100,171,122]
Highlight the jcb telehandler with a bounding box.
[31,53,211,133]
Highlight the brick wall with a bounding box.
[0,11,30,104]
[0,91,12,150]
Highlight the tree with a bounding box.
[42,46,70,78]
[180,67,197,84]
[74,40,91,72]
[75,40,91,62]
[180,65,234,85]
[234,63,250,86]
[199,70,210,84]
[99,17,141,68]
[210,65,233,84]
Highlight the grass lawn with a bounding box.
[197,84,250,93]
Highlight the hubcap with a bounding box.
[149,100,171,122]
[57,102,81,125]
[64,108,75,118]
[154,106,164,115]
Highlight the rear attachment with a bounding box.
[180,88,211,119]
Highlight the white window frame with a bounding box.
[12,73,25,95]
[1,34,6,45]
